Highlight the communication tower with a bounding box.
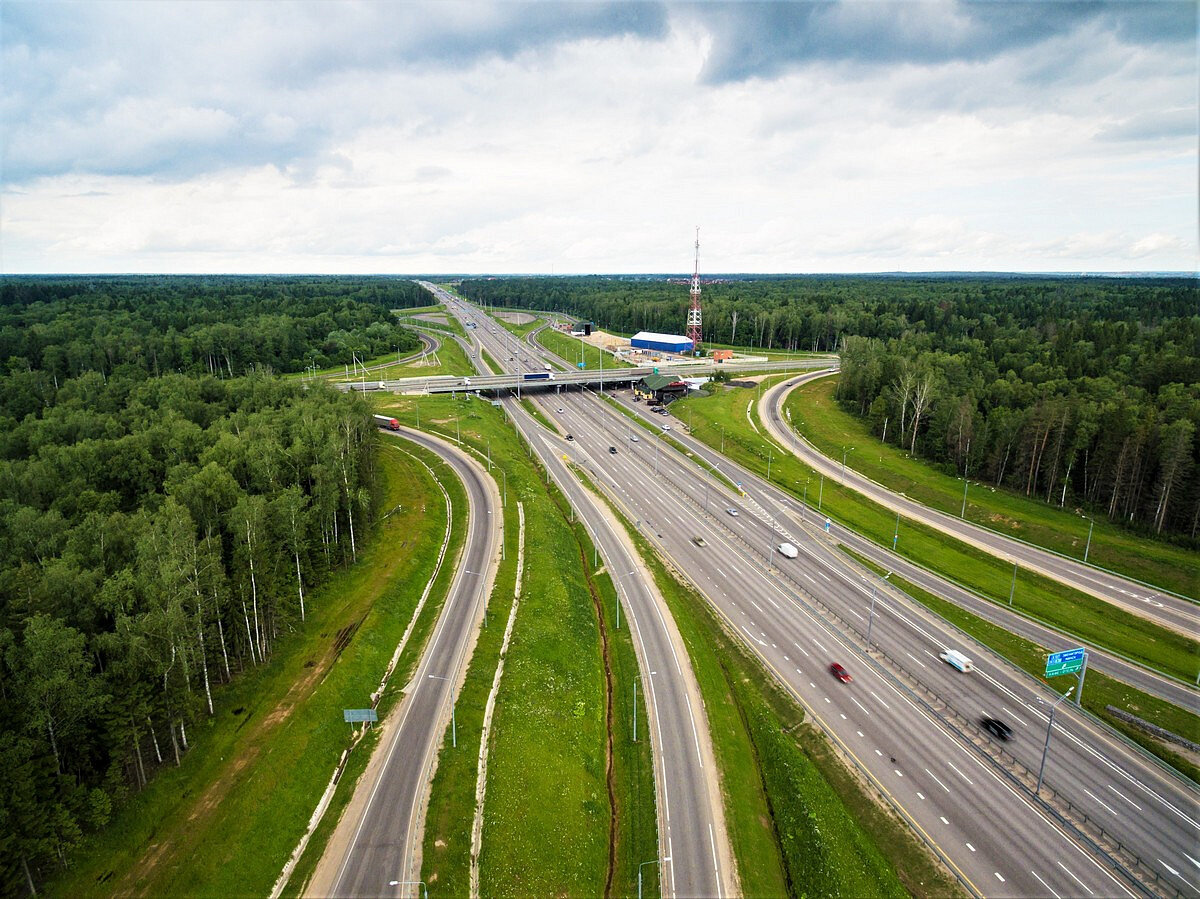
[686,226,702,356]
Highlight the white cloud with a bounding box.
[1,1,1195,273]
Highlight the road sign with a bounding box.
[578,362,586,369]
[343,709,378,723]
[1045,647,1085,677]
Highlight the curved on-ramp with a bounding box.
[763,372,1200,639]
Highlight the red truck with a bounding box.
[373,414,400,431]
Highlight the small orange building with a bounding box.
[711,349,734,362]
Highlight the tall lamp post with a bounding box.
[1036,686,1074,794]
[1083,516,1094,562]
[841,446,854,483]
[638,858,669,899]
[387,880,428,898]
[428,674,456,748]
[865,571,891,650]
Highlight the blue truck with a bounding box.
[523,372,551,381]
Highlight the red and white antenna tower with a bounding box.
[686,226,702,356]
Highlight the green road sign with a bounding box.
[1046,647,1085,677]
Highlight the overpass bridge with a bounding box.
[340,357,838,395]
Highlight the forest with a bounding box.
[0,277,429,894]
[459,275,1199,541]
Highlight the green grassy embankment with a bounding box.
[380,394,657,896]
[54,439,464,898]
[575,469,957,898]
[672,383,1200,685]
[843,548,1200,784]
[789,377,1199,599]
[536,326,636,371]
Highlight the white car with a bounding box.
[726,508,739,517]
[557,408,564,413]
[629,435,640,442]
[662,425,671,431]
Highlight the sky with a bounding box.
[1,1,1196,275]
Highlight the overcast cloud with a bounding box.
[1,0,1195,274]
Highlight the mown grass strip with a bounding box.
[672,383,1200,683]
[841,547,1200,785]
[537,325,637,370]
[52,440,463,898]
[577,470,953,898]
[788,377,1199,599]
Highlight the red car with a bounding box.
[829,663,852,683]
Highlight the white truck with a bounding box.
[777,542,798,559]
[939,649,974,673]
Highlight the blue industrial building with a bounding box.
[630,331,693,354]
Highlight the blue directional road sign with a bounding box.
[1046,647,1085,677]
[343,708,378,723]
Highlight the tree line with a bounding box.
[459,275,1198,540]
[0,276,429,393]
[0,277,420,894]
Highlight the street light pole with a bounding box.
[893,511,900,551]
[1036,686,1074,793]
[1008,561,1018,606]
[428,675,456,748]
[638,858,668,899]
[632,672,654,742]
[841,446,854,483]
[387,880,428,899]
[767,445,773,481]
[865,572,891,650]
[1083,517,1094,562]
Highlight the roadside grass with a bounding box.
[50,439,463,898]
[492,313,545,339]
[537,325,637,370]
[518,396,556,432]
[579,471,953,898]
[381,395,655,896]
[672,383,1200,684]
[843,548,1200,785]
[364,330,475,381]
[399,308,470,339]
[789,377,1199,599]
[479,344,502,375]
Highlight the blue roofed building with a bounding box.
[630,331,693,354]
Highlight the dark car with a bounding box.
[980,717,1012,741]
[566,434,574,441]
[829,663,852,683]
[609,446,617,454]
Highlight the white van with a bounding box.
[939,649,974,673]
[777,542,798,559]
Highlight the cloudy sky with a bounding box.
[2,1,1196,274]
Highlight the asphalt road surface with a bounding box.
[306,429,500,899]
[763,374,1200,633]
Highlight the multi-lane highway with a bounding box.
[556,384,1199,898]
[306,429,501,898]
[437,288,1200,898]
[439,286,737,897]
[762,374,1200,633]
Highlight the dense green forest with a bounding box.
[0,277,428,894]
[460,276,1199,541]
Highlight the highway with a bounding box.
[306,428,501,898]
[436,288,1200,897]
[438,285,737,897]
[556,384,1198,898]
[763,374,1200,633]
